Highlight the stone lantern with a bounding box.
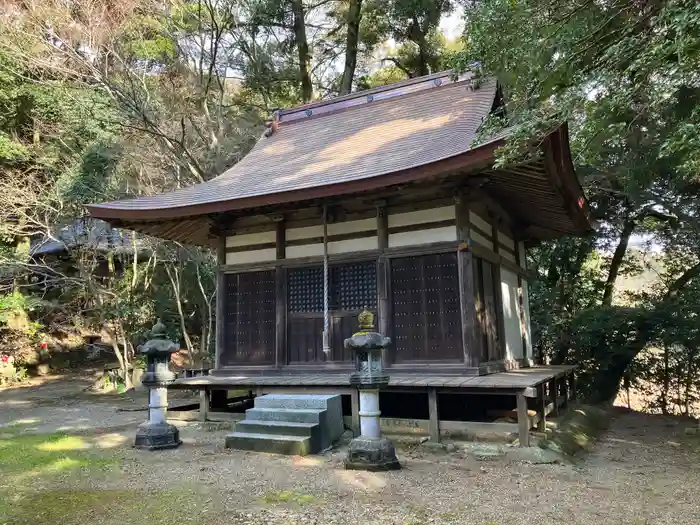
[134,319,182,450]
[344,309,400,471]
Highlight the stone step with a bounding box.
[245,407,325,424]
[254,394,340,410]
[225,432,311,455]
[235,419,317,438]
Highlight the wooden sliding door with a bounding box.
[391,252,463,362]
[220,270,276,366]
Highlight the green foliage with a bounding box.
[0,133,29,162]
[460,0,700,404]
[540,405,610,456]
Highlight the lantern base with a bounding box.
[344,436,401,471]
[134,422,182,450]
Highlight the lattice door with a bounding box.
[287,261,377,363]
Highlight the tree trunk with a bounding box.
[165,264,194,362]
[291,0,312,102]
[602,216,636,306]
[661,346,669,414]
[339,0,363,95]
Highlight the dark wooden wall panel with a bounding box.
[220,270,276,366]
[473,257,504,362]
[391,252,462,362]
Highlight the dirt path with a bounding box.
[1,376,699,525]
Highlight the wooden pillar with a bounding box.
[199,388,209,422]
[376,204,393,364]
[514,241,528,362]
[561,375,570,409]
[350,390,360,436]
[428,387,440,442]
[456,196,480,367]
[490,223,507,362]
[570,372,577,401]
[275,220,287,368]
[516,391,530,447]
[214,237,226,370]
[549,377,559,416]
[536,384,547,432]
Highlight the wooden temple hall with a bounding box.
[89,70,592,446]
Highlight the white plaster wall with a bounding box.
[286,224,323,241]
[225,231,277,265]
[286,237,378,258]
[225,230,275,247]
[328,217,376,235]
[285,218,378,258]
[389,226,456,248]
[470,230,492,249]
[226,248,277,265]
[497,230,515,250]
[522,279,533,359]
[500,268,524,360]
[286,243,324,258]
[499,248,516,263]
[388,205,455,227]
[387,206,456,248]
[469,211,492,233]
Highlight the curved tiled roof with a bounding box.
[88,73,499,221]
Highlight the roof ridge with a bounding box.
[272,70,482,129]
[280,70,453,114]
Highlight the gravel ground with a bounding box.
[2,375,699,525]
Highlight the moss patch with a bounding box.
[540,404,610,456]
[257,489,316,505]
[3,488,221,525]
[0,433,113,475]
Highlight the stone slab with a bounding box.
[225,432,310,455]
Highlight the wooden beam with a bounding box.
[199,388,209,422]
[428,387,440,442]
[536,384,547,432]
[215,237,226,370]
[377,256,392,364]
[548,377,559,417]
[456,196,480,367]
[516,391,530,447]
[561,376,569,409]
[377,204,388,251]
[275,220,286,260]
[467,188,514,227]
[275,221,287,368]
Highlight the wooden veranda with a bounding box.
[171,365,577,447]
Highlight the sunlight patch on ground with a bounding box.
[0,433,115,478]
[93,432,130,449]
[291,455,323,467]
[38,435,90,452]
[335,469,387,491]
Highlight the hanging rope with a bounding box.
[322,203,330,354]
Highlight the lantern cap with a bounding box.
[139,319,179,356]
[151,318,167,338]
